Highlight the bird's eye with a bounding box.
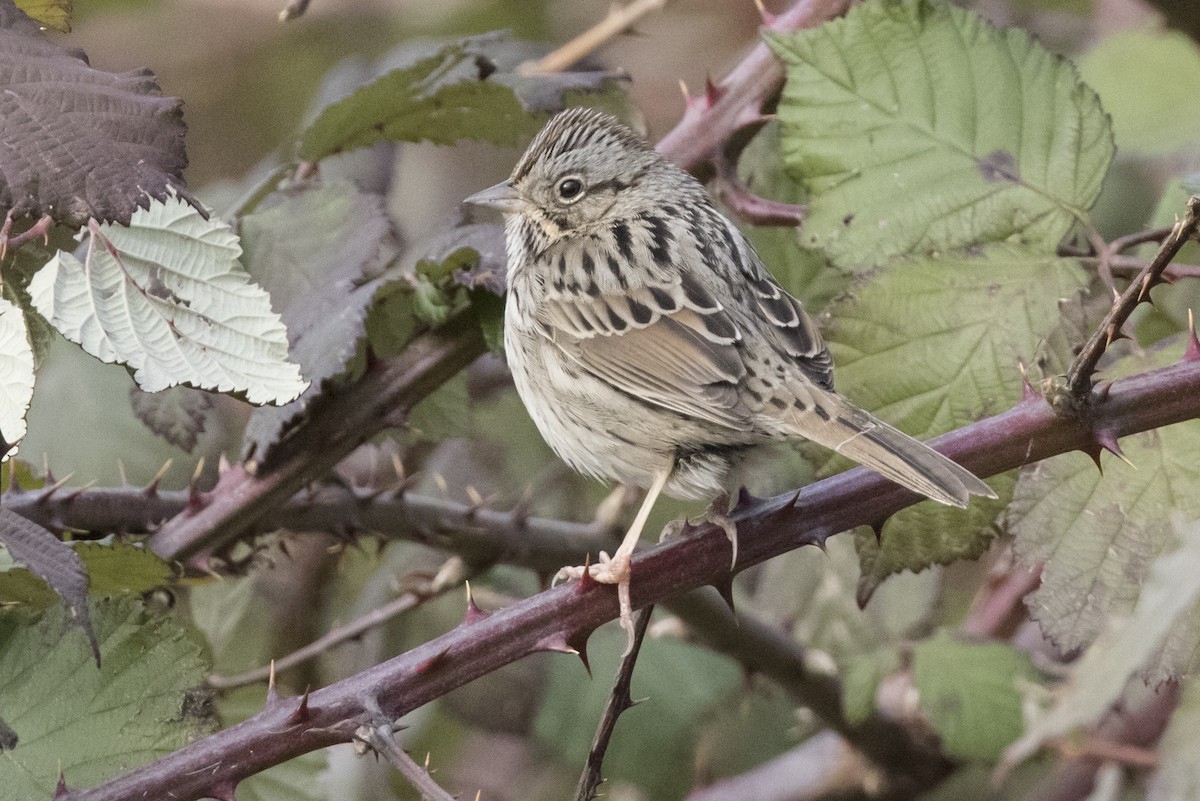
[557,177,584,202]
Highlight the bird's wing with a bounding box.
[538,270,751,428]
[714,217,834,390]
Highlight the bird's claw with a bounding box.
[553,550,636,654]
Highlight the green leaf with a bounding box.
[28,196,308,406]
[1079,29,1200,157]
[813,245,1087,592]
[854,472,1015,605]
[75,541,173,597]
[0,540,172,609]
[299,34,620,162]
[12,0,72,32]
[1010,340,1200,653]
[0,294,35,456]
[238,181,402,458]
[0,598,213,797]
[913,630,1032,761]
[1004,519,1200,769]
[768,0,1113,270]
[824,247,1088,437]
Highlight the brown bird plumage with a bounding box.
[466,108,994,641]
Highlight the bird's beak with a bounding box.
[464,181,523,214]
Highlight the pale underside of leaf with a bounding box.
[1011,420,1200,653]
[769,0,1113,270]
[28,196,307,406]
[0,296,35,456]
[1003,519,1200,770]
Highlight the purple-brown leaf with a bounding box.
[0,0,196,227]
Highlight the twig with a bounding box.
[0,213,53,261]
[655,0,853,179]
[355,724,457,801]
[575,606,653,801]
[7,482,616,576]
[520,0,670,76]
[1063,196,1200,401]
[145,312,487,563]
[684,731,870,801]
[1021,681,1180,801]
[207,557,472,690]
[64,354,1200,801]
[714,145,806,227]
[1080,255,1200,281]
[960,552,1043,640]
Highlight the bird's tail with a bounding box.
[788,387,996,508]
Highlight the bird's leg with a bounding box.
[555,468,671,653]
[702,492,739,570]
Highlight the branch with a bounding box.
[64,353,1200,801]
[355,724,459,801]
[655,0,852,179]
[684,731,869,801]
[575,606,653,801]
[207,557,473,691]
[145,312,487,563]
[520,0,670,76]
[1063,196,1200,400]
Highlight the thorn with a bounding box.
[566,627,595,676]
[577,554,600,593]
[703,75,725,108]
[416,646,451,675]
[54,771,69,800]
[732,486,760,513]
[753,0,780,26]
[870,519,886,543]
[678,78,692,104]
[475,791,482,801]
[1081,440,1104,473]
[62,479,97,503]
[768,487,803,524]
[463,581,490,625]
[218,453,232,475]
[810,534,829,555]
[1094,380,1113,402]
[433,473,448,496]
[1139,270,1156,302]
[43,454,54,485]
[711,575,736,616]
[207,781,238,801]
[733,107,775,133]
[36,472,74,503]
[1094,427,1136,469]
[285,688,312,725]
[143,459,173,497]
[1185,310,1200,362]
[1017,361,1040,403]
[534,632,579,655]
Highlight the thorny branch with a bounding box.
[129,0,845,569]
[575,606,653,801]
[1063,197,1200,401]
[207,557,474,691]
[355,724,460,801]
[64,353,1200,801]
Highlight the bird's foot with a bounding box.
[553,549,635,653]
[703,493,739,569]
